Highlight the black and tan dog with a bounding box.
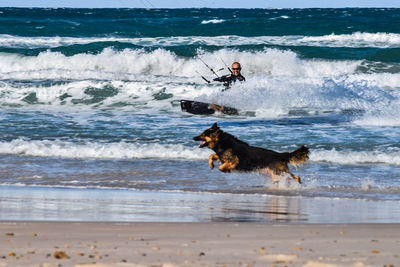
[193,123,309,184]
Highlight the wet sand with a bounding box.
[1,222,400,266]
[3,186,400,224]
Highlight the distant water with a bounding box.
[0,8,400,222]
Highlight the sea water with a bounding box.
[0,8,399,223]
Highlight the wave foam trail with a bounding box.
[201,19,225,24]
[0,139,210,160]
[300,32,400,48]
[311,148,400,165]
[1,32,399,48]
[1,139,399,165]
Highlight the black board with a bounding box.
[180,100,239,115]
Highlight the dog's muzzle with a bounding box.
[193,136,207,148]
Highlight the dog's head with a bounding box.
[193,123,221,149]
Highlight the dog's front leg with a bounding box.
[289,173,302,184]
[208,154,220,169]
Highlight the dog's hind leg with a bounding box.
[265,168,281,183]
[281,164,302,184]
[218,156,239,173]
[281,165,301,184]
[208,154,220,169]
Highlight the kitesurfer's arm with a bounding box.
[213,74,231,83]
[237,74,245,81]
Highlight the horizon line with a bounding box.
[0,6,399,9]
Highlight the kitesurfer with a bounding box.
[213,62,245,90]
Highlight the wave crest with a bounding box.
[311,148,400,165]
[0,47,361,79]
[0,47,399,125]
[0,139,210,160]
[201,19,225,24]
[1,32,400,49]
[1,139,399,166]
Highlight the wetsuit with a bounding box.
[213,73,245,90]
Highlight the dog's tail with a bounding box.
[288,145,309,167]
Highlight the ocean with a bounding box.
[0,7,399,223]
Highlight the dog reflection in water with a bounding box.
[193,123,309,184]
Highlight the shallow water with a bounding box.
[2,186,400,223]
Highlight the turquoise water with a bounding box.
[0,8,399,222]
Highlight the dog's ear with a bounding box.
[211,122,219,130]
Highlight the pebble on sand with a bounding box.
[53,251,69,259]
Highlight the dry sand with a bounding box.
[0,222,399,267]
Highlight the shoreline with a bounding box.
[2,185,400,223]
[1,222,400,266]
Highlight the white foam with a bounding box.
[0,139,210,160]
[354,115,400,127]
[0,48,192,78]
[198,72,400,123]
[1,32,399,49]
[311,148,400,165]
[0,138,398,166]
[0,48,362,80]
[201,19,225,24]
[0,47,399,123]
[300,32,400,48]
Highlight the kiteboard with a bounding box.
[180,100,239,115]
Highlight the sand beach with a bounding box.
[1,222,400,267]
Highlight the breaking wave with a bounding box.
[311,148,400,166]
[0,47,379,79]
[1,32,400,49]
[0,139,399,166]
[0,47,399,125]
[0,139,210,160]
